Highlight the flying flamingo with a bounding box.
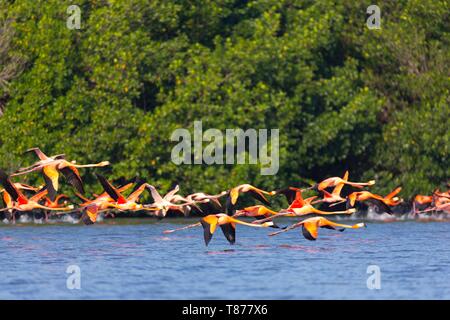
[163,213,274,246]
[268,216,366,241]
[12,148,109,200]
[312,171,349,205]
[346,191,393,214]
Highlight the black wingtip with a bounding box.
[0,168,8,180]
[346,198,353,210]
[301,225,317,241]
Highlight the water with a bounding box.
[1,219,450,299]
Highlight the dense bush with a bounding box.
[0,0,448,199]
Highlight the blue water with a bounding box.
[1,219,450,299]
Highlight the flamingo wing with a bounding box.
[248,188,270,206]
[220,223,236,244]
[385,186,402,200]
[26,147,50,160]
[332,171,348,196]
[302,221,319,241]
[2,192,13,208]
[146,185,164,204]
[43,166,60,201]
[29,188,48,202]
[164,185,180,201]
[96,174,127,204]
[229,187,240,205]
[60,166,85,194]
[0,169,28,204]
[367,198,393,214]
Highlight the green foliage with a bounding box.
[0,0,448,199]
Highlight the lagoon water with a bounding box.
[1,219,450,299]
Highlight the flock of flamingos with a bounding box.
[1,148,449,245]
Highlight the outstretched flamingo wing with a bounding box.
[368,197,393,214]
[200,215,219,246]
[60,166,85,194]
[26,147,50,160]
[43,166,59,201]
[127,183,148,203]
[248,188,271,206]
[96,174,127,204]
[304,196,318,204]
[220,223,236,244]
[29,188,48,202]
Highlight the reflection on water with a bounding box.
[1,219,450,299]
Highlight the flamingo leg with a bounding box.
[164,222,201,234]
[269,222,302,236]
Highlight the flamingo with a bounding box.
[346,191,393,214]
[233,205,282,228]
[0,169,74,222]
[311,171,375,192]
[433,190,450,206]
[12,147,109,200]
[75,182,135,224]
[226,184,274,214]
[160,190,209,214]
[268,216,366,241]
[96,174,157,212]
